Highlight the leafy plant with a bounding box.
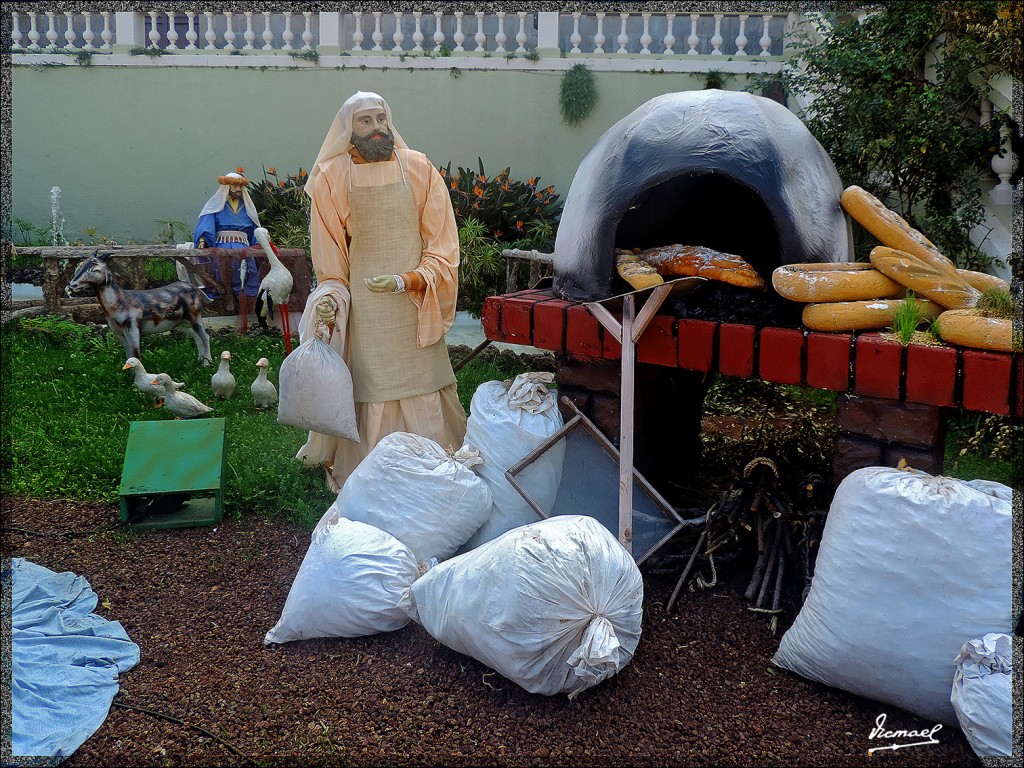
[888,293,927,345]
[153,219,191,245]
[975,287,1016,318]
[438,43,452,57]
[288,49,319,64]
[449,66,462,78]
[938,1,1023,79]
[70,49,93,66]
[760,2,1003,271]
[559,63,597,126]
[703,70,730,89]
[524,48,540,62]
[246,165,312,249]
[12,217,51,246]
[128,46,167,57]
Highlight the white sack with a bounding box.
[462,373,565,549]
[313,433,492,562]
[277,337,358,440]
[951,633,1013,757]
[406,515,643,697]
[772,467,1012,725]
[264,517,418,644]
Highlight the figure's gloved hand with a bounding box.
[315,295,338,323]
[365,274,398,293]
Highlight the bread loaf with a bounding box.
[615,250,664,290]
[802,297,942,332]
[840,186,961,281]
[636,244,767,290]
[956,269,1010,294]
[869,247,980,310]
[772,262,903,303]
[937,310,1016,353]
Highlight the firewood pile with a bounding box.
[661,457,830,633]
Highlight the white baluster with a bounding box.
[185,12,197,49]
[663,13,675,54]
[516,12,527,53]
[412,11,423,52]
[147,11,160,49]
[453,12,464,52]
[100,11,112,50]
[63,12,77,50]
[617,13,629,54]
[12,12,24,51]
[301,11,312,50]
[759,15,773,55]
[243,12,255,50]
[433,11,445,52]
[570,12,581,53]
[204,11,217,50]
[474,11,485,52]
[45,12,59,51]
[990,124,1019,205]
[594,12,606,53]
[980,99,993,127]
[371,12,383,51]
[687,14,699,55]
[224,12,236,52]
[735,14,748,56]
[640,13,652,54]
[261,12,273,50]
[350,11,363,51]
[82,13,97,51]
[281,12,293,50]
[392,12,405,51]
[165,12,179,50]
[495,11,506,53]
[711,14,723,55]
[27,12,41,51]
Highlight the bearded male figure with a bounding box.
[295,91,466,492]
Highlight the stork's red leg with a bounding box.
[239,292,249,332]
[280,302,293,354]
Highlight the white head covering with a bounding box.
[199,172,262,226]
[304,91,408,196]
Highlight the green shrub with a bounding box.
[246,165,312,249]
[559,63,598,126]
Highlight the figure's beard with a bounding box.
[351,129,395,162]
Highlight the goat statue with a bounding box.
[66,252,213,365]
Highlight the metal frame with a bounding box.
[505,396,696,565]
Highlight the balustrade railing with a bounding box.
[10,10,793,60]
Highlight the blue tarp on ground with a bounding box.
[10,558,140,762]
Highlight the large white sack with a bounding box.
[772,467,1012,725]
[462,373,565,549]
[313,433,492,562]
[951,633,1013,757]
[277,337,358,439]
[406,515,643,697]
[264,517,418,644]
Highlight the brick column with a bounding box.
[833,394,948,488]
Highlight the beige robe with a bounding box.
[296,148,466,492]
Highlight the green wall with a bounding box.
[11,64,738,243]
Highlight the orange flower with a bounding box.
[536,191,544,198]
[278,181,286,188]
[500,182,510,191]
[473,202,480,209]
[494,230,503,238]
[267,166,277,175]
[236,166,245,174]
[299,168,307,177]
[439,168,447,177]
[451,180,459,190]
[515,220,524,229]
[528,177,537,185]
[473,186,485,197]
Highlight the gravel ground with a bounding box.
[3,495,981,767]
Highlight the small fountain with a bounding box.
[50,185,66,247]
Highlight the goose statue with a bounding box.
[210,350,236,400]
[251,357,278,410]
[253,227,294,354]
[123,357,182,407]
[150,373,214,419]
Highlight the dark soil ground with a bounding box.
[3,495,980,767]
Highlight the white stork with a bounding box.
[253,227,294,354]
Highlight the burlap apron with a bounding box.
[347,169,456,403]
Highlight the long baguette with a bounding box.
[802,297,942,332]
[840,186,961,281]
[936,309,1016,353]
[772,262,903,303]
[956,269,1009,294]
[869,246,980,309]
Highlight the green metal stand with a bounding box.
[119,418,226,530]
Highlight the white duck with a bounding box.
[123,357,183,407]
[151,373,213,419]
[210,350,236,400]
[251,357,278,410]
[253,227,294,354]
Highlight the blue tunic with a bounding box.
[192,203,260,297]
